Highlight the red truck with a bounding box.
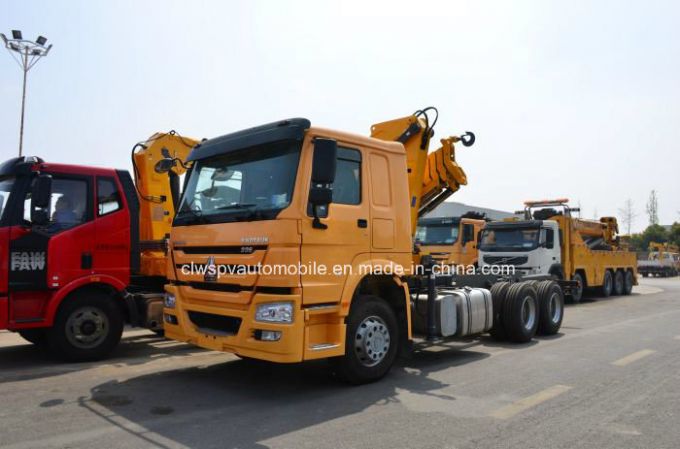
[0,132,196,360]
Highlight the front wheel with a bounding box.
[47,291,124,362]
[331,295,398,384]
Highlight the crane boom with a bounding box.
[370,108,472,236]
[131,131,198,276]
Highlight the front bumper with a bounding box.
[163,284,307,363]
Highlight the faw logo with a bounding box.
[11,251,46,271]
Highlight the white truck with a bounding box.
[478,199,637,303]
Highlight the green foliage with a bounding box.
[628,224,670,252]
[670,222,680,248]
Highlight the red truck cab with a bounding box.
[0,156,162,360]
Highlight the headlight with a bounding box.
[164,293,176,309]
[255,302,293,323]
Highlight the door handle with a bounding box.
[357,219,368,228]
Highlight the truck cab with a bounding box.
[415,215,484,268]
[479,220,562,278]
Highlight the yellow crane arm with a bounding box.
[131,131,198,276]
[370,108,472,236]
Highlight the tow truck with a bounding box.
[0,131,197,360]
[162,108,565,383]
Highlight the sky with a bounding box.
[1,0,679,232]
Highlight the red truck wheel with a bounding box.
[47,291,124,362]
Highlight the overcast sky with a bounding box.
[2,0,678,232]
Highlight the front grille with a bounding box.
[188,282,248,293]
[188,311,241,336]
[483,255,529,266]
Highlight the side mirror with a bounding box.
[311,138,337,184]
[31,174,52,225]
[309,138,337,229]
[461,224,475,246]
[154,158,175,174]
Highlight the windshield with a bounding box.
[479,227,540,252]
[0,177,14,222]
[415,223,459,245]
[174,140,301,225]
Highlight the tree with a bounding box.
[646,190,659,226]
[640,224,668,250]
[670,222,680,248]
[618,198,638,235]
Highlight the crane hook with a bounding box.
[460,131,475,147]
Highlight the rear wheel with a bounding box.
[613,270,625,296]
[503,282,539,343]
[331,295,398,384]
[47,291,124,362]
[489,282,511,341]
[536,281,564,335]
[623,270,634,295]
[568,272,584,304]
[600,270,613,297]
[18,329,48,346]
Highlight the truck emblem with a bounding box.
[241,236,268,244]
[204,256,218,282]
[10,251,46,271]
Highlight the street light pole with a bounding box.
[1,30,52,157]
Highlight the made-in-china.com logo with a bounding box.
[204,256,218,282]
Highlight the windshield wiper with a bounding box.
[214,203,258,211]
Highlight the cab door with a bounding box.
[9,174,95,324]
[301,143,370,304]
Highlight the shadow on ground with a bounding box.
[0,332,205,383]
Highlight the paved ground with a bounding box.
[1,277,679,449]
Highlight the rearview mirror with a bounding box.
[461,224,475,246]
[311,138,337,184]
[31,174,52,226]
[154,158,175,174]
[309,138,337,230]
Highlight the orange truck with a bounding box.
[161,109,566,383]
[415,212,487,268]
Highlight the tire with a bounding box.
[47,290,124,362]
[18,329,48,346]
[568,272,584,304]
[331,295,399,384]
[613,270,624,296]
[503,282,539,343]
[536,281,564,335]
[623,270,634,295]
[600,270,613,297]
[489,281,511,341]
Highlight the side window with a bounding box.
[24,177,89,233]
[546,228,555,249]
[308,147,362,217]
[331,148,361,205]
[97,177,122,216]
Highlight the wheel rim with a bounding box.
[605,274,612,293]
[354,315,390,367]
[65,306,109,349]
[573,275,583,300]
[548,291,562,324]
[520,295,536,331]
